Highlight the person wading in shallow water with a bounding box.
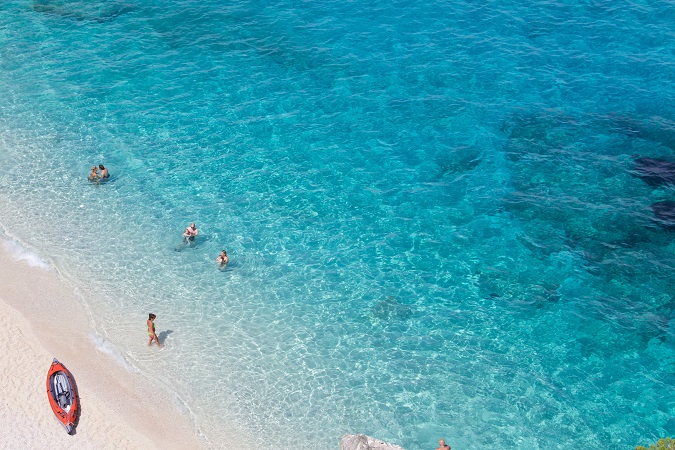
[182,223,198,243]
[436,438,451,450]
[147,313,162,347]
[99,164,109,179]
[216,249,229,267]
[88,166,100,182]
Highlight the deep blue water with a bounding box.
[0,0,674,448]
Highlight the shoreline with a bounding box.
[0,239,206,449]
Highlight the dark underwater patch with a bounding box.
[372,297,413,321]
[622,116,675,151]
[497,109,675,299]
[31,0,132,23]
[651,201,675,228]
[633,156,675,187]
[435,145,482,179]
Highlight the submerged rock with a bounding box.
[651,201,675,228]
[633,157,675,187]
[32,0,131,23]
[372,297,412,321]
[340,434,405,450]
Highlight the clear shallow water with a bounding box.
[1,0,674,448]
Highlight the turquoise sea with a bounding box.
[1,0,674,448]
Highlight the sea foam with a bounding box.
[3,240,51,270]
[91,333,139,374]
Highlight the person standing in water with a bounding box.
[436,438,451,450]
[183,223,198,243]
[216,249,229,267]
[147,313,162,347]
[98,164,109,179]
[88,166,100,181]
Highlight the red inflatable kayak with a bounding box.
[46,358,78,434]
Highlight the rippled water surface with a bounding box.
[0,0,674,448]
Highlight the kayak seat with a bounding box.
[53,373,71,408]
[58,392,69,408]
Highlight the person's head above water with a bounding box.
[221,250,227,255]
[99,164,105,170]
[91,166,97,171]
[148,313,156,320]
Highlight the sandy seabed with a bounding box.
[0,241,206,449]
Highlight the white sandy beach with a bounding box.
[0,242,205,449]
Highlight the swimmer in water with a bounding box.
[436,439,451,450]
[216,249,229,267]
[99,164,109,179]
[182,223,198,243]
[88,166,100,182]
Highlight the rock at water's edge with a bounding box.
[340,434,405,450]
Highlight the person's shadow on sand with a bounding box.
[157,329,173,345]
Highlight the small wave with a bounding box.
[2,240,51,269]
[91,333,139,373]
